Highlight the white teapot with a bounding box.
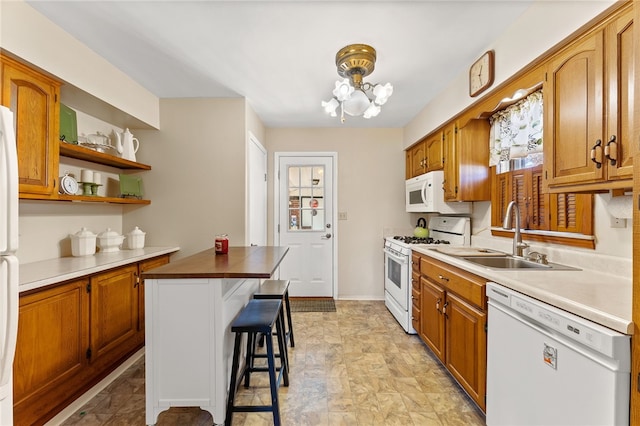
[114,128,140,162]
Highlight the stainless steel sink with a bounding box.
[459,255,579,271]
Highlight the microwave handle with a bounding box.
[421,180,428,205]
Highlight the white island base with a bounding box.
[144,277,259,425]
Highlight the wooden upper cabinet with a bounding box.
[1,54,61,196]
[409,141,427,178]
[426,133,444,172]
[605,7,634,180]
[544,4,633,191]
[444,119,490,201]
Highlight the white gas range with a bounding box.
[383,216,471,334]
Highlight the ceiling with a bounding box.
[26,1,533,128]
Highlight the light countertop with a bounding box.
[19,246,180,293]
[412,245,632,335]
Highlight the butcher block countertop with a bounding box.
[141,246,289,279]
[412,246,632,335]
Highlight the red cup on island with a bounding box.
[215,234,229,254]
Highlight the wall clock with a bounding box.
[469,50,495,97]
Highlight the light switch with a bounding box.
[338,212,348,220]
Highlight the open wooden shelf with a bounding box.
[59,141,151,170]
[20,193,151,205]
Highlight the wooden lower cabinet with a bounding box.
[13,279,90,426]
[416,253,488,412]
[445,292,487,411]
[420,278,445,362]
[13,255,170,426]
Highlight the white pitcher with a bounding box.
[121,128,140,162]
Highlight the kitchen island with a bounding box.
[141,246,289,426]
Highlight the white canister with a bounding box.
[124,226,146,249]
[70,227,97,256]
[97,228,125,252]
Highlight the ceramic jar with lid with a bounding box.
[124,226,146,250]
[97,228,125,252]
[70,227,97,257]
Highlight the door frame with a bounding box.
[273,152,338,298]
[246,131,267,246]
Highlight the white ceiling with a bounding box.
[26,1,533,128]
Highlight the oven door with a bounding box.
[383,247,410,310]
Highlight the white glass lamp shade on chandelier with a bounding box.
[321,44,393,123]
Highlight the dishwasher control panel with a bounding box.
[486,282,630,363]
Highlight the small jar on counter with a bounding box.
[215,234,229,254]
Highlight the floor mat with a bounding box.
[289,298,336,312]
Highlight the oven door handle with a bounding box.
[383,248,409,265]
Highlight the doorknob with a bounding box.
[321,233,332,239]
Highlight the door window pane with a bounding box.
[288,165,325,231]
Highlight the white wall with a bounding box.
[0,0,159,129]
[265,128,407,300]
[123,98,248,260]
[403,0,617,148]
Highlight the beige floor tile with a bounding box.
[59,300,485,426]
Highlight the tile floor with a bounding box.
[59,300,485,425]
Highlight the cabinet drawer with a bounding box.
[420,256,486,308]
[411,287,421,309]
[411,271,420,291]
[411,253,421,274]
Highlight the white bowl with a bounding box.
[97,228,125,252]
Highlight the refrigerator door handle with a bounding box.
[0,105,19,254]
[0,255,18,389]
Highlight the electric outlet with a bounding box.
[338,212,348,220]
[610,217,626,228]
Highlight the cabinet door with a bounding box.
[544,31,605,186]
[426,133,444,172]
[450,119,490,201]
[1,55,60,196]
[90,265,139,363]
[13,279,89,426]
[445,292,487,412]
[410,142,427,177]
[605,7,634,180]
[443,125,458,200]
[137,256,170,342]
[420,277,445,362]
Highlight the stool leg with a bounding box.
[225,333,243,426]
[275,315,289,386]
[265,332,281,426]
[284,291,295,347]
[243,332,255,388]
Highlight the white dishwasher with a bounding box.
[486,282,630,426]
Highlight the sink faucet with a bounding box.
[503,201,529,257]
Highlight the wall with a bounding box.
[0,0,159,128]
[265,128,407,300]
[403,0,617,148]
[123,98,248,260]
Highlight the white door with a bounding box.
[275,153,336,297]
[247,133,267,246]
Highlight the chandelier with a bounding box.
[321,44,393,123]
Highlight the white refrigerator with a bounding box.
[0,105,19,425]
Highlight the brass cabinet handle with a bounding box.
[437,274,449,282]
[604,135,617,166]
[590,139,603,169]
[442,301,449,317]
[436,297,442,313]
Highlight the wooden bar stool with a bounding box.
[225,299,289,426]
[254,279,295,348]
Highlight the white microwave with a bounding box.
[405,171,471,214]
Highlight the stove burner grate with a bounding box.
[392,236,451,245]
